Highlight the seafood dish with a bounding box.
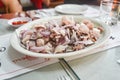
[19,16,103,54]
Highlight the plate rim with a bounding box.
[10,16,111,58]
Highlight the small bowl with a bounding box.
[8,17,32,28]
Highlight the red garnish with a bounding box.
[12,21,28,25]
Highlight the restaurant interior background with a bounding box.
[0,0,120,80]
[0,0,101,14]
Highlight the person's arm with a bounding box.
[1,0,23,13]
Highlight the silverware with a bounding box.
[0,45,6,67]
[0,47,6,52]
[57,75,71,80]
[59,58,81,80]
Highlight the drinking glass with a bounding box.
[99,0,120,25]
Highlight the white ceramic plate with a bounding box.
[10,16,110,58]
[55,4,88,14]
[8,17,32,28]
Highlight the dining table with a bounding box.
[0,4,120,80]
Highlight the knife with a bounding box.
[59,58,81,80]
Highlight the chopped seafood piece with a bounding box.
[36,39,45,47]
[54,45,68,53]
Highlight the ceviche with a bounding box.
[19,16,103,54]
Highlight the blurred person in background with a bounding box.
[1,0,22,13]
[0,0,50,13]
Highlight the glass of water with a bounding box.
[100,0,120,25]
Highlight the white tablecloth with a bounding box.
[0,5,120,80]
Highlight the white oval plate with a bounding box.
[55,4,88,14]
[10,16,110,58]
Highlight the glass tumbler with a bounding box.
[99,0,120,25]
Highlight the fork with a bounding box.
[57,75,71,80]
